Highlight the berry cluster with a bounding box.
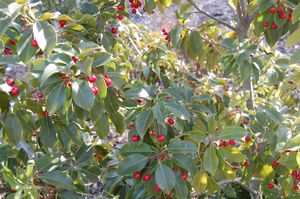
[263,5,292,30]
[162,28,171,42]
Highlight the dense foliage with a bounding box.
[0,0,300,198]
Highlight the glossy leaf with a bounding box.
[155,163,175,193]
[118,154,148,175]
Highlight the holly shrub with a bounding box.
[1,0,300,198]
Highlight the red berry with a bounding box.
[245,135,251,142]
[42,111,48,117]
[243,117,249,125]
[10,40,16,45]
[133,172,141,180]
[143,7,146,12]
[59,20,67,27]
[91,86,99,94]
[280,13,287,19]
[88,74,97,83]
[31,39,38,48]
[155,184,161,191]
[243,161,249,167]
[36,91,44,99]
[132,9,137,14]
[103,75,112,86]
[143,174,151,181]
[71,56,78,63]
[163,31,168,36]
[288,17,292,23]
[129,123,134,129]
[167,118,175,125]
[4,47,12,55]
[136,98,142,104]
[292,170,298,177]
[162,28,166,33]
[157,135,165,143]
[117,14,124,20]
[181,173,188,181]
[137,1,142,7]
[65,81,72,88]
[5,78,15,86]
[263,21,269,27]
[272,161,279,167]
[269,7,275,13]
[268,182,274,189]
[117,4,123,11]
[131,135,139,142]
[111,27,118,34]
[223,87,229,91]
[293,185,299,190]
[222,140,228,147]
[229,139,236,146]
[168,192,172,197]
[296,175,300,181]
[96,154,103,160]
[9,87,19,96]
[277,7,284,13]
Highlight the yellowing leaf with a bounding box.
[193,170,208,194]
[286,28,300,47]
[259,165,274,179]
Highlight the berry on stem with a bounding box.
[136,98,142,104]
[243,161,249,167]
[268,182,274,189]
[111,27,118,34]
[272,161,279,167]
[71,56,78,63]
[181,173,188,181]
[131,135,139,142]
[269,7,276,13]
[280,13,287,19]
[10,40,17,45]
[88,74,97,83]
[117,14,124,20]
[117,4,123,11]
[31,39,38,48]
[9,87,19,96]
[157,134,165,143]
[5,78,15,86]
[293,185,299,190]
[59,20,67,27]
[132,9,137,14]
[4,48,12,55]
[91,86,99,94]
[155,184,161,191]
[277,7,284,14]
[143,174,151,181]
[229,139,236,146]
[96,154,103,160]
[103,75,112,86]
[245,135,251,142]
[263,21,269,27]
[167,118,175,125]
[133,172,141,180]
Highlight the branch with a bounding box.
[186,0,238,32]
[218,178,259,196]
[239,0,247,17]
[248,7,260,23]
[127,35,143,56]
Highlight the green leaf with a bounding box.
[17,30,39,64]
[173,154,196,174]
[190,30,203,57]
[145,0,156,14]
[167,140,197,154]
[105,88,119,112]
[136,110,154,137]
[290,48,300,64]
[286,28,300,47]
[95,74,107,99]
[218,147,246,162]
[218,126,248,140]
[174,173,188,199]
[33,21,57,56]
[118,154,148,175]
[203,145,219,175]
[72,81,94,111]
[4,114,23,144]
[292,3,300,23]
[193,170,208,194]
[155,163,175,193]
[46,83,65,113]
[40,117,57,148]
[40,63,59,86]
[120,143,153,157]
[152,102,167,125]
[38,170,74,190]
[79,2,99,15]
[165,102,190,120]
[206,177,220,194]
[187,130,207,143]
[94,113,109,138]
[278,152,300,169]
[59,191,83,199]
[109,111,125,134]
[283,134,300,150]
[75,144,93,167]
[92,52,112,67]
[124,87,152,100]
[0,91,9,114]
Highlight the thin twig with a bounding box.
[127,35,143,56]
[186,0,238,32]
